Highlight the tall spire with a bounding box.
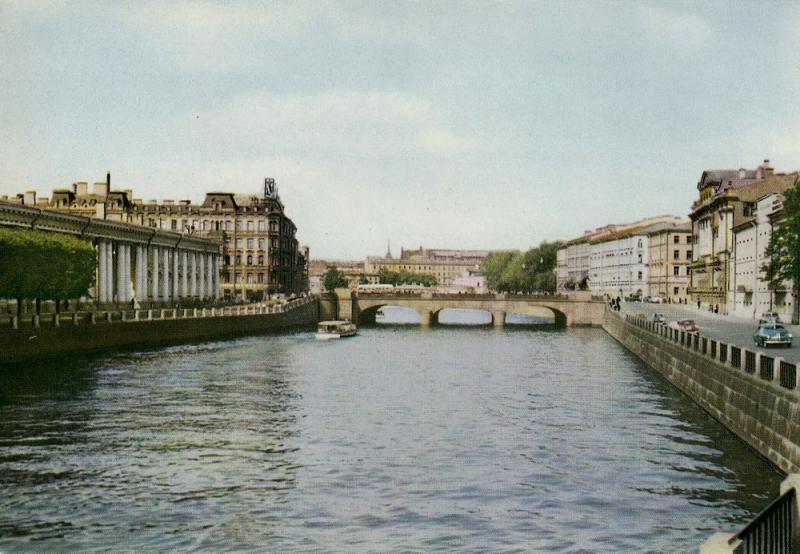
[385,239,392,259]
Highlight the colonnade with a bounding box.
[95,239,219,304]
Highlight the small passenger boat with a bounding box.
[375,309,385,321]
[315,320,358,340]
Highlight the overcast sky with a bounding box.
[2,1,799,259]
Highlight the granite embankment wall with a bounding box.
[2,300,318,364]
[604,310,800,474]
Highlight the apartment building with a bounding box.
[689,160,794,313]
[4,175,308,300]
[647,221,692,303]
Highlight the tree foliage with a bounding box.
[323,267,349,292]
[0,227,96,300]
[763,182,800,292]
[378,268,437,287]
[481,241,562,293]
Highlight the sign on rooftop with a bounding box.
[264,178,277,199]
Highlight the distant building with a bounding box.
[365,246,497,286]
[646,221,693,303]
[4,175,307,300]
[557,215,688,293]
[309,259,379,292]
[689,160,796,312]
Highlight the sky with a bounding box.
[2,1,800,259]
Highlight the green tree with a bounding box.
[378,268,437,287]
[0,227,96,313]
[480,241,561,293]
[762,183,800,322]
[323,268,349,292]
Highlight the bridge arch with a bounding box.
[357,303,424,325]
[431,307,493,326]
[503,303,567,327]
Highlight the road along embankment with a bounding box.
[604,309,800,473]
[1,298,318,364]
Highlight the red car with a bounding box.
[669,319,699,332]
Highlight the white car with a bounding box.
[649,296,664,304]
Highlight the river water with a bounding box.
[0,316,783,552]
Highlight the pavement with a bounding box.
[619,301,800,360]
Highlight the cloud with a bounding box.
[634,4,715,51]
[179,90,486,160]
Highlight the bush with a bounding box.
[0,227,96,302]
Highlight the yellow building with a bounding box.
[646,221,692,303]
[364,247,494,286]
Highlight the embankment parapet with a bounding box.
[604,310,800,474]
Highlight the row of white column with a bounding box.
[96,240,219,304]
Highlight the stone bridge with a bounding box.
[323,290,605,327]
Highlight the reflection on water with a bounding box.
[0,327,782,552]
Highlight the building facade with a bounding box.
[0,201,221,306]
[730,192,796,321]
[646,221,692,303]
[689,161,795,313]
[557,215,688,293]
[588,230,650,299]
[4,176,308,300]
[364,247,496,286]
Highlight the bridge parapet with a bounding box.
[335,290,604,327]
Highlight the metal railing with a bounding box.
[744,350,756,374]
[612,309,800,391]
[781,361,797,390]
[760,355,774,381]
[732,487,795,553]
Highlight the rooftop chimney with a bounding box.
[74,181,88,196]
[763,159,774,176]
[23,191,36,206]
[94,181,109,197]
[738,168,746,179]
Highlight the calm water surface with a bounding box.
[0,322,783,552]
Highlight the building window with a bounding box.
[235,255,241,265]
[637,239,643,248]
[236,220,243,231]
[257,273,264,283]
[673,250,679,259]
[235,273,241,284]
[247,221,254,231]
[258,255,264,265]
[247,255,253,266]
[226,221,233,231]
[236,238,243,248]
[247,273,253,284]
[673,266,679,276]
[638,271,642,280]
[686,250,692,259]
[258,221,265,231]
[687,236,693,244]
[673,287,679,295]
[258,238,265,249]
[673,235,679,244]
[247,238,254,249]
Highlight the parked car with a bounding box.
[650,313,666,324]
[669,319,699,332]
[647,296,664,304]
[754,323,793,347]
[759,312,783,325]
